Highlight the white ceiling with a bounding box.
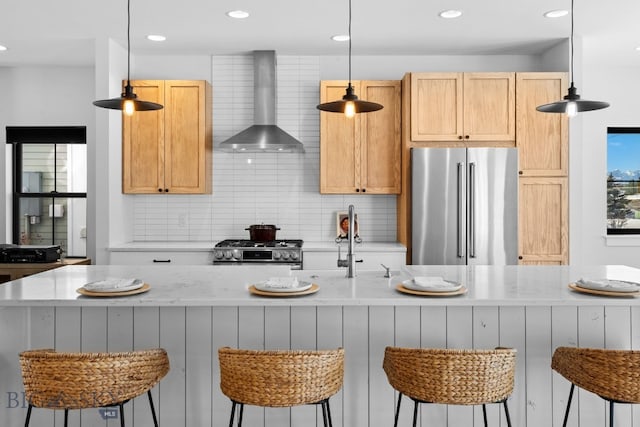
[0,0,638,68]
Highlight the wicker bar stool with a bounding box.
[218,347,344,427]
[383,346,516,427]
[19,348,170,427]
[552,346,640,427]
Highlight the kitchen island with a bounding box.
[1,264,640,427]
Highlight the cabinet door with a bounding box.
[518,177,568,264]
[320,81,360,193]
[463,72,515,141]
[410,73,463,141]
[164,80,212,194]
[516,73,568,176]
[360,81,401,194]
[122,80,165,193]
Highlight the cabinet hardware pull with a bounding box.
[362,188,366,193]
[153,259,171,263]
[164,189,169,192]
[458,135,463,140]
[158,188,162,192]
[518,256,523,260]
[465,135,470,139]
[356,188,360,192]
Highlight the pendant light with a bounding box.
[536,0,609,117]
[93,0,163,115]
[316,0,383,118]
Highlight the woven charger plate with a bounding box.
[77,283,150,297]
[249,284,319,297]
[395,283,467,297]
[568,283,640,297]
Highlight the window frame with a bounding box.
[6,126,87,246]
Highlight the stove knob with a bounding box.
[290,252,299,260]
[273,251,281,260]
[232,249,242,260]
[214,250,224,259]
[224,251,233,259]
[281,252,290,260]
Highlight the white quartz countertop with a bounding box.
[2,264,640,307]
[107,241,406,252]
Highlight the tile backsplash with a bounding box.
[131,55,397,243]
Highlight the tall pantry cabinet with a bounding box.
[122,80,212,194]
[515,73,569,264]
[397,71,569,265]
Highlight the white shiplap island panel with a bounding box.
[1,265,640,427]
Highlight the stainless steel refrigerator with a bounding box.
[412,147,518,265]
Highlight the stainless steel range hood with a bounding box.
[218,51,305,153]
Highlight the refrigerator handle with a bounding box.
[457,162,465,258]
[469,162,476,258]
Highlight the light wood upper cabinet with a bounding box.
[123,80,212,194]
[516,73,568,176]
[518,177,568,264]
[320,80,401,194]
[410,72,515,142]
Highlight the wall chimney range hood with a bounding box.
[218,51,304,153]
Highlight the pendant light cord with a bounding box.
[348,0,352,85]
[569,0,574,86]
[126,0,131,85]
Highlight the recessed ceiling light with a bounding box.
[331,35,350,42]
[227,10,249,19]
[0,45,7,51]
[544,9,569,18]
[636,46,640,52]
[439,9,462,19]
[147,35,166,42]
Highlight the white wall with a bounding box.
[574,36,640,267]
[0,66,94,247]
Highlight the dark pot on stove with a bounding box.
[245,224,280,241]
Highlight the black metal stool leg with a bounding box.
[561,384,575,427]
[119,403,125,427]
[609,401,614,427]
[393,393,403,427]
[228,401,237,427]
[482,404,488,427]
[64,408,69,427]
[24,404,32,427]
[326,398,334,427]
[147,390,159,427]
[412,399,418,427]
[238,402,244,427]
[503,399,513,427]
[321,400,329,427]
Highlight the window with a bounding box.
[607,127,640,235]
[6,126,87,256]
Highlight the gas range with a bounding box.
[213,239,303,269]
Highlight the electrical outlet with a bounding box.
[80,227,87,238]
